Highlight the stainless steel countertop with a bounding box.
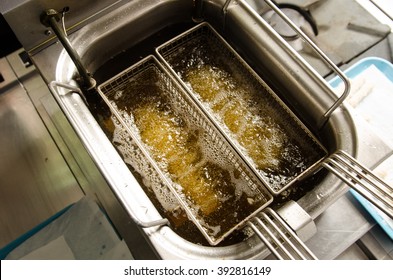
[0,53,84,248]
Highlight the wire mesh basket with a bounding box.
[97,55,273,245]
[156,22,327,195]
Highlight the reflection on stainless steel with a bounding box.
[347,21,391,37]
[1,51,159,259]
[32,0,392,259]
[0,55,83,248]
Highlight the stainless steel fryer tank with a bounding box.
[23,0,385,259]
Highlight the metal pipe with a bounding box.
[192,0,204,22]
[41,9,96,92]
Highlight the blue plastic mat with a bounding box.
[0,204,74,259]
[330,57,393,87]
[350,189,393,240]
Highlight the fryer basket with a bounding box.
[97,55,273,245]
[156,22,328,195]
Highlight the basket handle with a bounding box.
[323,150,393,220]
[262,0,351,120]
[247,208,317,260]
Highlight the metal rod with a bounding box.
[192,0,204,22]
[247,220,286,260]
[254,216,296,260]
[248,208,318,260]
[223,0,234,15]
[263,0,351,120]
[322,150,393,219]
[41,9,96,92]
[265,209,317,259]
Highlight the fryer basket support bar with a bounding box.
[323,150,393,220]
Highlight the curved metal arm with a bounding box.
[263,0,351,120]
